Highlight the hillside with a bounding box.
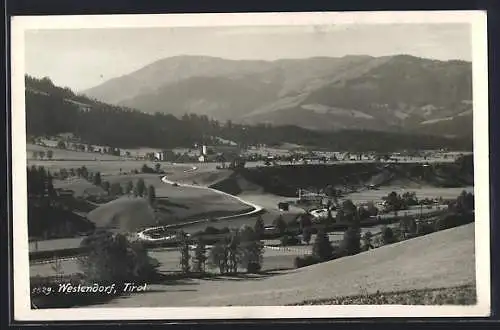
[95,223,475,307]
[24,75,472,151]
[84,55,473,137]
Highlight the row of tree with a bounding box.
[31,150,54,160]
[177,225,264,275]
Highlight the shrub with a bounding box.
[294,255,320,268]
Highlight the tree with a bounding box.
[366,201,379,216]
[312,229,333,261]
[46,172,56,201]
[77,231,159,282]
[69,168,76,177]
[46,150,53,160]
[381,226,397,245]
[399,216,417,239]
[340,210,361,256]
[59,168,69,180]
[102,181,110,194]
[39,150,46,160]
[357,206,371,220]
[93,172,102,186]
[238,225,264,273]
[384,191,403,212]
[178,231,191,274]
[110,182,123,196]
[361,231,374,251]
[402,191,418,207]
[80,166,89,180]
[135,178,146,197]
[455,190,474,213]
[273,215,287,235]
[299,213,313,231]
[341,226,361,256]
[341,199,357,221]
[254,215,265,238]
[302,226,312,245]
[209,241,228,274]
[326,208,334,223]
[57,140,66,149]
[227,232,240,273]
[154,163,161,173]
[125,181,134,195]
[147,185,156,206]
[325,185,335,198]
[193,239,207,273]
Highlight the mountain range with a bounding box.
[83,55,473,137]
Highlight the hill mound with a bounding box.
[209,172,264,196]
[86,197,156,232]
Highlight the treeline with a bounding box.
[26,75,472,152]
[27,166,95,239]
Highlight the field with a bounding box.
[293,284,476,305]
[345,186,475,204]
[30,245,307,278]
[71,223,475,307]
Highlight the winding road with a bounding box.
[137,175,265,241]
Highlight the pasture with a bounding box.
[76,223,475,307]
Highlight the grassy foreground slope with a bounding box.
[94,223,475,307]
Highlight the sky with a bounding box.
[24,23,471,92]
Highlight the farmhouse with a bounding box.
[154,150,175,161]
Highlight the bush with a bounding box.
[294,255,320,268]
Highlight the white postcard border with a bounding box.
[10,10,490,321]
